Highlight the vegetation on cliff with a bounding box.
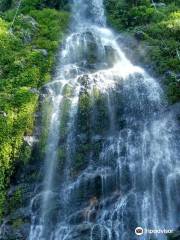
[0,0,69,218]
[105,0,180,103]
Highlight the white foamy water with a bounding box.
[28,0,180,239]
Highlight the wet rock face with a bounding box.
[167,228,180,240]
[73,0,105,26]
[63,30,118,71]
[104,45,119,67]
[83,32,99,65]
[0,185,33,240]
[1,220,31,240]
[66,223,92,240]
[64,31,100,67]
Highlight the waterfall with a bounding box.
[29,0,180,239]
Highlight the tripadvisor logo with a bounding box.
[135,227,174,236]
[135,227,144,236]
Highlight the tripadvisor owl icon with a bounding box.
[135,227,144,236]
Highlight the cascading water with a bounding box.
[29,0,180,239]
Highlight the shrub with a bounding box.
[0,3,70,219]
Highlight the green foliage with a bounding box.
[9,187,23,211]
[0,0,12,12]
[0,2,69,219]
[106,1,180,103]
[20,0,69,13]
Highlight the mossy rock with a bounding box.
[8,187,23,212]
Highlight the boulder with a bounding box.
[23,136,38,147]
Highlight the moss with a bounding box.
[62,83,73,97]
[58,147,66,161]
[95,95,109,132]
[39,97,53,158]
[92,87,109,134]
[57,147,66,170]
[9,187,23,212]
[70,78,92,174]
[12,218,24,229]
[74,153,85,172]
[77,93,92,132]
[73,143,93,173]
[59,97,71,141]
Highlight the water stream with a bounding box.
[29,0,180,239]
